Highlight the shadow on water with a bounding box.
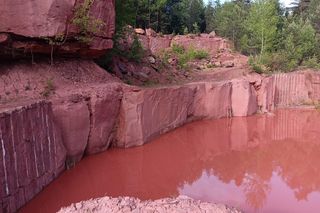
[20,109,320,213]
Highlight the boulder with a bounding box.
[222,60,235,68]
[148,56,156,64]
[209,31,216,37]
[134,28,145,35]
[146,28,157,37]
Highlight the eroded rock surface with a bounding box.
[58,196,242,213]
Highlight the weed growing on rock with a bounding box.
[72,0,105,43]
[41,79,55,98]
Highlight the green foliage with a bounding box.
[183,27,189,35]
[213,1,248,49]
[283,19,317,64]
[163,44,209,69]
[172,43,185,54]
[204,0,216,33]
[127,35,145,62]
[192,23,201,34]
[302,56,320,69]
[97,28,145,72]
[248,56,265,74]
[41,79,55,98]
[72,0,105,43]
[244,0,280,55]
[191,49,209,59]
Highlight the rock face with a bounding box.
[231,80,258,117]
[172,35,230,56]
[52,84,123,163]
[258,71,320,112]
[0,0,115,58]
[52,97,91,163]
[85,85,122,155]
[190,81,232,119]
[58,196,242,213]
[116,79,259,148]
[0,101,66,213]
[116,86,195,148]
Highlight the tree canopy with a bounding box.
[114,0,320,72]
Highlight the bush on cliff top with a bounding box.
[162,43,209,70]
[72,0,105,43]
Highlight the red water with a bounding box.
[20,109,320,213]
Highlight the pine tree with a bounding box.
[204,0,216,33]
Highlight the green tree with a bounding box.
[244,0,279,55]
[214,1,247,49]
[204,0,216,33]
[283,19,317,65]
[185,0,205,33]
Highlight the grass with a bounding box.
[163,43,209,70]
[41,78,55,98]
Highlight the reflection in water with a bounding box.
[20,109,320,213]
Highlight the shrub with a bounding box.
[192,49,209,59]
[127,35,145,62]
[172,43,185,54]
[192,23,200,35]
[248,56,265,74]
[183,27,189,35]
[177,47,209,69]
[41,79,55,98]
[260,52,295,72]
[302,56,320,69]
[72,0,105,43]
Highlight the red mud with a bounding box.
[20,109,320,213]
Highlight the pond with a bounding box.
[20,109,320,213]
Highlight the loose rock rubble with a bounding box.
[58,196,243,213]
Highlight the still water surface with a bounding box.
[21,109,320,213]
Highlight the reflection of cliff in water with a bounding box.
[21,109,320,213]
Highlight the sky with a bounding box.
[204,0,292,7]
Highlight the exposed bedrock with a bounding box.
[51,83,123,164]
[0,101,66,213]
[0,0,115,58]
[116,85,195,148]
[257,71,320,112]
[116,79,258,148]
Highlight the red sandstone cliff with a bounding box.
[0,0,115,58]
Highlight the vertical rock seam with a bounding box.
[0,101,66,213]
